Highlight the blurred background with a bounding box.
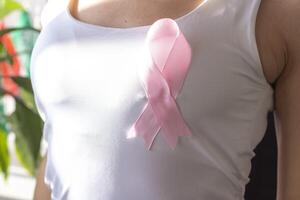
[1,0,47,199]
[0,1,278,199]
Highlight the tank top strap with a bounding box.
[40,0,69,29]
[231,0,273,91]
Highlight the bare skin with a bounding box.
[33,153,51,200]
[261,2,300,199]
[34,0,300,199]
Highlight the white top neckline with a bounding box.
[64,0,208,32]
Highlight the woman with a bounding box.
[32,0,300,199]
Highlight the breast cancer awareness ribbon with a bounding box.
[126,18,193,150]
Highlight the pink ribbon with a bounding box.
[126,18,193,150]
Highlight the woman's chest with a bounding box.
[33,32,265,122]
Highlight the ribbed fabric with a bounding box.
[30,0,274,199]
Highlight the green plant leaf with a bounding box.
[10,76,33,93]
[0,27,40,37]
[0,0,24,19]
[0,27,39,66]
[0,53,13,65]
[0,76,37,112]
[0,87,4,98]
[11,76,39,113]
[0,100,10,134]
[0,128,10,180]
[7,97,43,176]
[0,42,4,57]
[19,87,36,111]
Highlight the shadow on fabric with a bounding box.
[244,110,277,200]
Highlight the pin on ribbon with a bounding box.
[126,18,193,150]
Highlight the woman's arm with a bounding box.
[274,1,300,199]
[33,153,51,200]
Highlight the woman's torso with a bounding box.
[30,0,275,199]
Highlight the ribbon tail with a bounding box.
[150,91,192,149]
[127,102,162,150]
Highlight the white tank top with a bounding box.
[30,0,274,199]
